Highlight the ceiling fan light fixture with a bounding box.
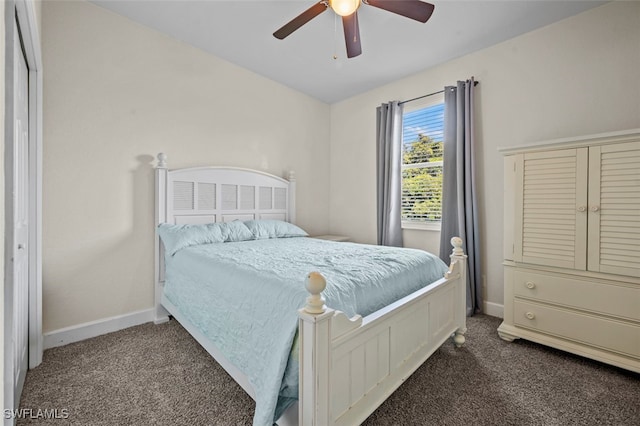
[329,0,360,17]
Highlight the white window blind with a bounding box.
[402,99,444,228]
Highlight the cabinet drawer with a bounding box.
[512,270,640,321]
[514,300,640,357]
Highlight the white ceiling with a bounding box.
[91,0,606,103]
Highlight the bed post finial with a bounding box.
[288,170,296,182]
[450,236,464,257]
[304,272,326,314]
[157,152,167,169]
[446,237,466,280]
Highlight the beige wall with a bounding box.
[42,1,331,332]
[40,0,640,332]
[329,2,640,313]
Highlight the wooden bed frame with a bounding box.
[154,153,468,426]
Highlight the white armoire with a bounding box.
[498,129,640,373]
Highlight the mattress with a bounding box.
[162,237,448,426]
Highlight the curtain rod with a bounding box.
[399,80,479,105]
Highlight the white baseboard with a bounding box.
[483,301,504,318]
[41,301,503,350]
[43,308,155,349]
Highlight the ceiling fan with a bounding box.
[273,0,435,59]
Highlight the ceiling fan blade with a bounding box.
[365,0,435,23]
[342,12,362,58]
[273,2,328,40]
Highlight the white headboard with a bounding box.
[155,153,296,226]
[153,152,296,322]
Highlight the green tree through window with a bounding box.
[402,101,444,225]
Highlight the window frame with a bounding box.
[401,93,445,232]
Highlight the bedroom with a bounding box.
[1,0,639,424]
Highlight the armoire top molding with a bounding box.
[498,128,640,155]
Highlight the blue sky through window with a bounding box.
[402,103,444,146]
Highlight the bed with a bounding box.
[154,153,468,426]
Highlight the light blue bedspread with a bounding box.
[163,237,448,426]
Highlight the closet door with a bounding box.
[516,148,588,269]
[10,16,31,410]
[588,141,640,278]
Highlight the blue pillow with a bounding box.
[244,220,308,239]
[224,221,255,242]
[157,223,227,256]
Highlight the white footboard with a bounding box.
[298,238,467,426]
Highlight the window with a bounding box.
[401,95,444,230]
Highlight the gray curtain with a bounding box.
[376,101,404,247]
[439,78,482,315]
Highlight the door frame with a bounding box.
[3,0,42,417]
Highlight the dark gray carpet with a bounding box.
[19,315,639,425]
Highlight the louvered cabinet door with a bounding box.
[588,141,640,277]
[514,148,589,269]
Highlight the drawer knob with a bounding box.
[525,312,536,320]
[525,281,536,289]
[577,206,586,212]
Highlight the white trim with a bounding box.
[401,221,441,231]
[43,309,155,349]
[483,301,504,318]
